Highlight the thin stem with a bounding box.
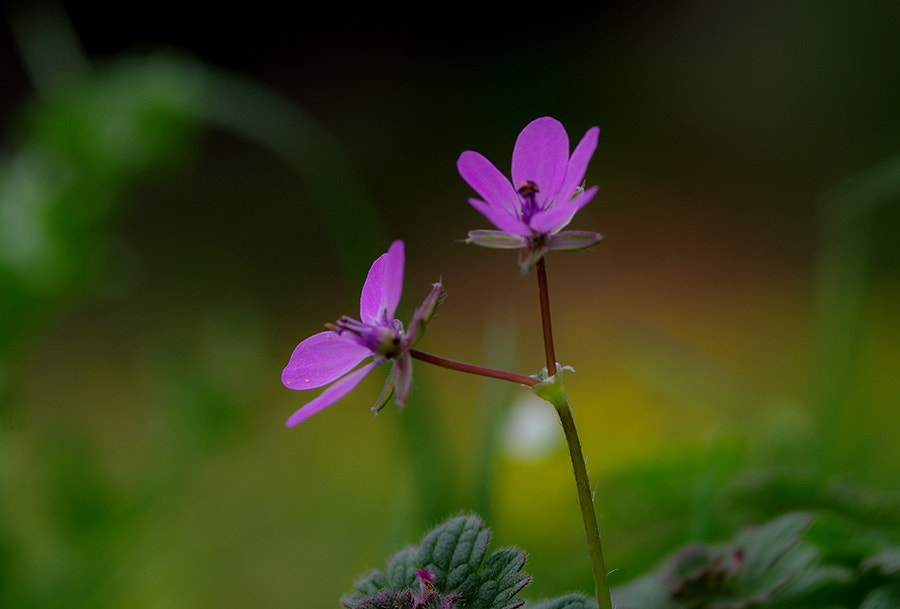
[558,402,612,609]
[534,255,612,609]
[409,349,539,387]
[535,257,557,376]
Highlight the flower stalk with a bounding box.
[409,349,539,387]
[557,398,612,609]
[535,257,557,376]
[534,256,612,609]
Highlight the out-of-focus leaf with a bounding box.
[612,512,855,609]
[858,585,900,609]
[862,549,900,578]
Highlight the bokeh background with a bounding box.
[2,2,899,608]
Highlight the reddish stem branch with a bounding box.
[536,257,557,376]
[409,349,539,387]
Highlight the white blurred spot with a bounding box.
[501,395,562,461]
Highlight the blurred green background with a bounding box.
[1,3,899,608]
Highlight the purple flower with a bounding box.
[281,240,442,426]
[457,116,603,271]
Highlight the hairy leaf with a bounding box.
[342,514,531,609]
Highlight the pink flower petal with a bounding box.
[530,185,599,234]
[511,117,568,207]
[360,241,403,325]
[457,151,519,214]
[285,360,381,426]
[359,251,388,326]
[282,331,372,390]
[381,240,404,322]
[557,126,600,203]
[468,198,529,236]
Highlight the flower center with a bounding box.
[517,180,540,223]
[327,316,403,358]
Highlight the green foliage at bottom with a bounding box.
[612,511,900,609]
[343,505,900,609]
[341,514,596,609]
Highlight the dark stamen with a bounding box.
[517,180,539,223]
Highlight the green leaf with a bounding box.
[859,584,900,609]
[352,589,415,609]
[612,512,855,609]
[386,547,420,590]
[347,569,391,601]
[474,548,530,609]
[342,514,532,609]
[418,513,486,594]
[526,594,598,609]
[862,549,900,579]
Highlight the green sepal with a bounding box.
[410,280,445,347]
[517,245,548,274]
[546,230,603,252]
[466,230,528,249]
[371,373,395,413]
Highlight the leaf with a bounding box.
[343,570,392,607]
[859,584,900,609]
[342,514,532,609]
[862,549,900,578]
[352,589,415,609]
[419,513,489,594]
[526,593,598,609]
[612,512,855,609]
[386,547,420,590]
[473,548,530,609]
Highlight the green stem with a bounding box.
[409,349,539,387]
[557,399,612,609]
[535,256,612,609]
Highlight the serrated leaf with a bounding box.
[343,514,533,609]
[526,593,598,609]
[471,527,493,568]
[387,547,420,589]
[352,589,415,609]
[423,514,485,570]
[342,569,393,607]
[445,562,478,594]
[482,548,527,581]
